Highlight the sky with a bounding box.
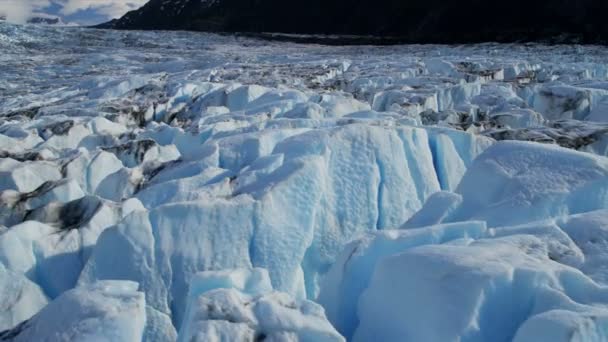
[0,0,147,25]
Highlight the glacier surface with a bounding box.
[1,22,608,341]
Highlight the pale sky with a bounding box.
[0,0,147,25]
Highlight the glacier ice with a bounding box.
[80,122,493,333]
[0,263,48,331]
[408,140,608,227]
[318,221,488,339]
[321,211,608,341]
[0,195,134,299]
[354,234,608,342]
[513,310,608,342]
[0,281,146,341]
[556,210,608,284]
[178,268,343,342]
[2,21,608,342]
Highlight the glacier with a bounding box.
[178,268,344,342]
[2,21,608,341]
[0,281,147,341]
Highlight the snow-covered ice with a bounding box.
[321,212,608,341]
[0,280,146,341]
[355,233,608,342]
[2,21,608,341]
[405,140,608,227]
[178,268,343,342]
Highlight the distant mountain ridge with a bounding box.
[99,0,608,44]
[27,16,64,25]
[0,14,67,26]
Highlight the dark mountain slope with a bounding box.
[99,0,608,44]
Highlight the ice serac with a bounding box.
[409,140,608,227]
[178,268,344,342]
[318,221,487,340]
[0,263,48,331]
[513,310,608,342]
[401,191,463,228]
[531,83,608,122]
[426,127,493,191]
[80,122,495,331]
[320,207,608,341]
[0,196,139,300]
[354,234,608,342]
[556,209,608,284]
[0,281,146,342]
[276,124,440,297]
[0,159,62,193]
[82,154,323,326]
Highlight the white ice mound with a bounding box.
[532,82,608,122]
[401,191,463,228]
[0,196,142,300]
[354,234,608,342]
[0,159,62,193]
[185,268,274,300]
[318,221,488,339]
[556,209,608,285]
[513,309,608,342]
[408,140,608,227]
[0,281,146,342]
[178,268,344,342]
[0,263,48,331]
[321,209,608,341]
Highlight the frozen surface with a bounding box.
[322,212,608,341]
[318,221,488,339]
[2,22,608,341]
[178,268,344,342]
[0,263,48,331]
[0,280,146,341]
[354,234,608,342]
[405,141,608,227]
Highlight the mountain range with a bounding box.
[99,0,608,44]
[0,14,66,26]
